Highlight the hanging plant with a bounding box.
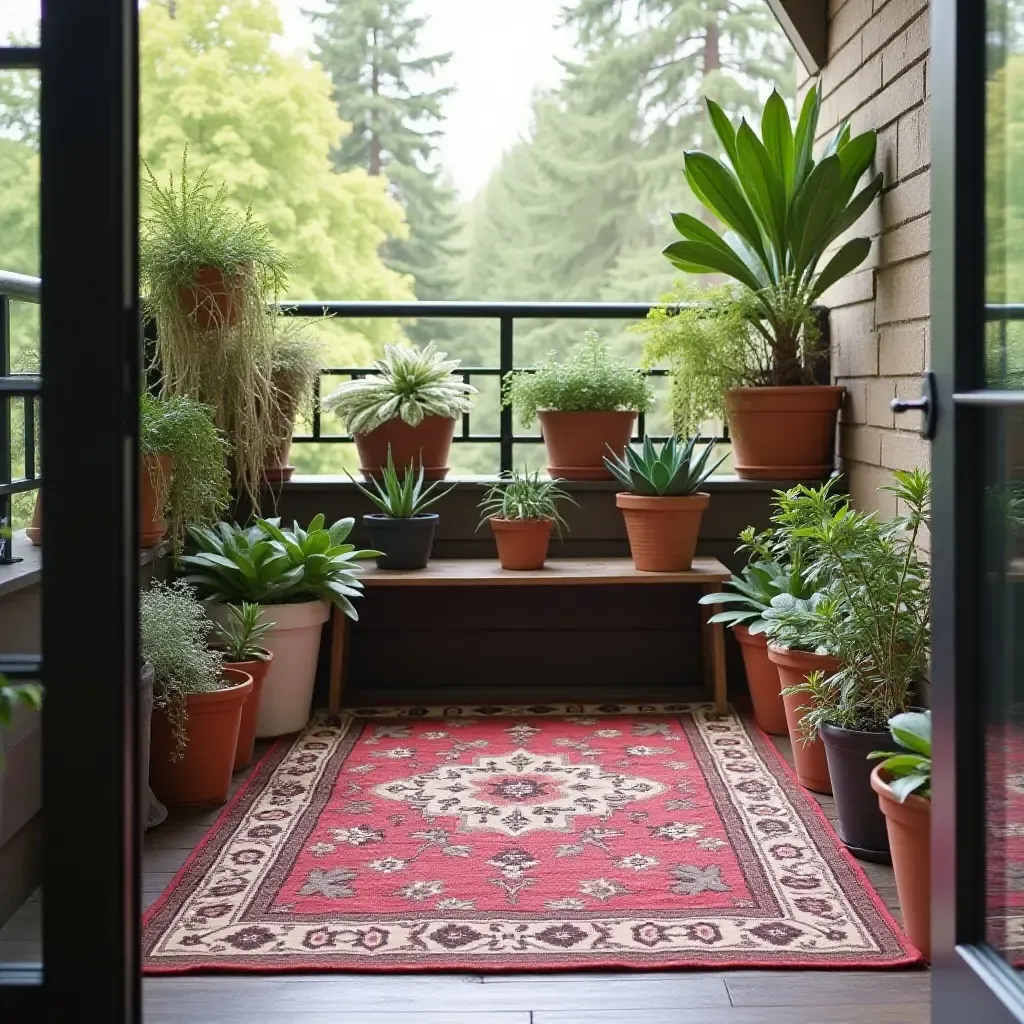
[140,150,290,509]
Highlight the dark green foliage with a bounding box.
[603,434,726,496]
[348,446,456,518]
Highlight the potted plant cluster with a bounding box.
[323,342,477,481]
[181,515,378,736]
[211,602,275,772]
[502,331,654,480]
[478,468,576,570]
[765,470,931,858]
[143,580,253,806]
[604,435,724,572]
[348,446,455,570]
[656,84,883,479]
[870,710,931,959]
[141,151,290,509]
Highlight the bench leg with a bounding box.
[328,607,350,716]
[702,583,728,715]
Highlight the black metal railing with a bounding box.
[0,270,42,565]
[277,300,715,473]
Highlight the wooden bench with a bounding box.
[328,556,733,715]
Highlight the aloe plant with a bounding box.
[665,84,882,384]
[603,435,726,497]
[348,446,455,518]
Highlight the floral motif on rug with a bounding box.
[143,705,920,972]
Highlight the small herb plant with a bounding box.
[502,331,654,426]
[869,710,931,802]
[604,435,726,496]
[182,516,380,620]
[478,468,576,529]
[141,580,224,760]
[348,446,455,518]
[140,392,230,547]
[212,602,274,664]
[323,342,477,435]
[0,677,42,769]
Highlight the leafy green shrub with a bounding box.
[502,331,654,427]
[478,468,576,529]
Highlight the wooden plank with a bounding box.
[358,557,731,587]
[328,606,349,715]
[725,970,930,1007]
[534,1005,929,1024]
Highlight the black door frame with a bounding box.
[0,1,141,1021]
[933,0,1024,1019]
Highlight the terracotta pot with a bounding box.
[177,265,245,329]
[140,454,172,548]
[767,644,839,794]
[149,667,252,806]
[227,652,273,771]
[872,764,931,960]
[263,434,295,484]
[490,517,552,570]
[354,415,455,480]
[734,625,787,735]
[821,723,891,861]
[537,410,636,480]
[726,386,844,480]
[616,492,709,572]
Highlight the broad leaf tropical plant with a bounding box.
[869,710,931,803]
[603,435,727,496]
[181,516,380,620]
[665,84,883,384]
[698,556,816,634]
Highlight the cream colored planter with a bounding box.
[207,600,329,737]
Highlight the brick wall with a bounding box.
[803,0,931,517]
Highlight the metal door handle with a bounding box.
[890,370,936,440]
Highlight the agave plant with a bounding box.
[665,84,883,384]
[604,435,727,497]
[180,516,380,620]
[323,342,477,435]
[348,446,456,518]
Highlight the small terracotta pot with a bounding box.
[537,410,636,480]
[140,454,173,548]
[726,385,844,480]
[149,667,252,806]
[177,265,245,329]
[734,625,787,735]
[227,653,273,771]
[767,644,839,794]
[616,492,709,572]
[872,764,931,960]
[354,415,455,480]
[263,434,295,484]
[490,517,552,570]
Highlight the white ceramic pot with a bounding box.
[207,600,330,737]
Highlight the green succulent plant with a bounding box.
[869,710,931,803]
[348,445,455,518]
[212,602,274,663]
[477,468,577,530]
[603,435,726,497]
[181,515,380,620]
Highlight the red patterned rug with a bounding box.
[143,704,920,973]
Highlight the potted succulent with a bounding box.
[323,342,477,480]
[604,435,725,572]
[141,152,289,509]
[478,468,576,570]
[211,602,275,771]
[870,710,931,960]
[662,85,882,479]
[348,446,455,570]
[767,470,931,855]
[502,331,654,480]
[180,515,379,736]
[143,580,253,806]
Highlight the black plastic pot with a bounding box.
[819,722,891,863]
[364,513,438,570]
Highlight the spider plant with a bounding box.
[477,469,577,529]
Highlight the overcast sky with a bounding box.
[0,0,573,199]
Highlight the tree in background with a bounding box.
[310,0,463,343]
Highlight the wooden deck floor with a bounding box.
[0,731,929,1023]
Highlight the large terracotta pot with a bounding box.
[767,644,839,794]
[537,410,636,480]
[177,265,245,330]
[872,764,931,960]
[149,667,253,806]
[228,652,273,771]
[354,415,455,480]
[616,492,709,572]
[726,386,844,480]
[490,517,552,570]
[734,625,787,735]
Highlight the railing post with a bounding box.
[499,317,514,473]
[0,294,13,564]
